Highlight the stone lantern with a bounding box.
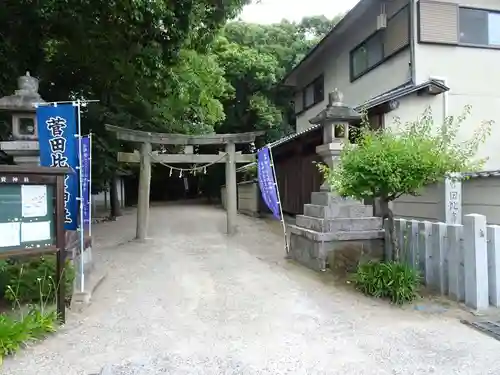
[309,89,361,191]
[287,88,383,273]
[0,72,45,165]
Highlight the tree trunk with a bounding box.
[109,175,122,219]
[379,198,399,262]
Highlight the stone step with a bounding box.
[310,192,360,207]
[289,224,384,242]
[296,215,382,232]
[303,204,373,219]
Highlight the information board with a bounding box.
[0,183,55,253]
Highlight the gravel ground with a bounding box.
[3,202,500,375]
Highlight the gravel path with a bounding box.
[3,203,500,374]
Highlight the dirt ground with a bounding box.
[3,202,500,374]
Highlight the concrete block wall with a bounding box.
[392,177,500,225]
[221,181,261,217]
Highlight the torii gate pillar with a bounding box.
[137,142,152,241]
[225,142,237,235]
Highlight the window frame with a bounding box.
[294,74,324,115]
[459,7,500,49]
[349,5,411,82]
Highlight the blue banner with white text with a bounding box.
[37,104,78,230]
[80,136,91,226]
[257,147,281,220]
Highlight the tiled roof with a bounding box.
[465,170,500,178]
[267,124,322,149]
[267,80,449,151]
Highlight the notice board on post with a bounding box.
[0,165,72,323]
[0,183,56,254]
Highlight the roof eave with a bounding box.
[281,0,373,86]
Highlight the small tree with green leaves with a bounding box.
[318,106,492,261]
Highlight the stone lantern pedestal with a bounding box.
[287,90,384,272]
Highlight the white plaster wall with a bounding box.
[294,0,411,132]
[414,0,500,169]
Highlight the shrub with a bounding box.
[354,261,421,304]
[1,255,75,305]
[0,307,57,364]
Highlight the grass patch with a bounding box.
[353,261,421,305]
[0,307,58,364]
[0,256,73,365]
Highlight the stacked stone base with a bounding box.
[288,192,384,272]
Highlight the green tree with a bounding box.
[216,15,340,143]
[0,0,250,201]
[318,107,492,260]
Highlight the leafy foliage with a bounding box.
[1,256,75,305]
[0,308,58,364]
[318,107,492,260]
[0,1,341,196]
[319,107,492,202]
[0,0,250,191]
[218,16,340,142]
[354,261,421,304]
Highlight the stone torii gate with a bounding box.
[106,125,264,239]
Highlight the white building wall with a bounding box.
[294,0,411,132]
[414,0,500,170]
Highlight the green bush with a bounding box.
[1,255,75,305]
[354,261,421,304]
[0,307,57,364]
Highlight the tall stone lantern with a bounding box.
[287,88,383,273]
[309,89,361,191]
[0,72,45,165]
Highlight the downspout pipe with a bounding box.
[409,0,417,84]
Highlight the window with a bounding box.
[294,91,303,114]
[303,84,315,108]
[313,76,324,103]
[350,5,410,80]
[459,8,500,47]
[295,75,324,114]
[351,33,384,79]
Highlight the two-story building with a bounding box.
[285,0,499,165]
[272,0,500,222]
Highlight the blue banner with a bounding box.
[80,136,91,225]
[37,104,78,230]
[257,147,281,220]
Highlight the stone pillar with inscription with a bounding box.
[287,89,385,272]
[445,173,462,224]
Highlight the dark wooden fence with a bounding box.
[272,128,323,216]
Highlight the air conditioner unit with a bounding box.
[377,13,387,30]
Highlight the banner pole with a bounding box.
[76,100,85,293]
[88,133,93,238]
[267,146,289,254]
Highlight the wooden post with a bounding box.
[136,142,152,241]
[226,142,237,235]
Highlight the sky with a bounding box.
[238,0,360,24]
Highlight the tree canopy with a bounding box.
[0,1,341,192]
